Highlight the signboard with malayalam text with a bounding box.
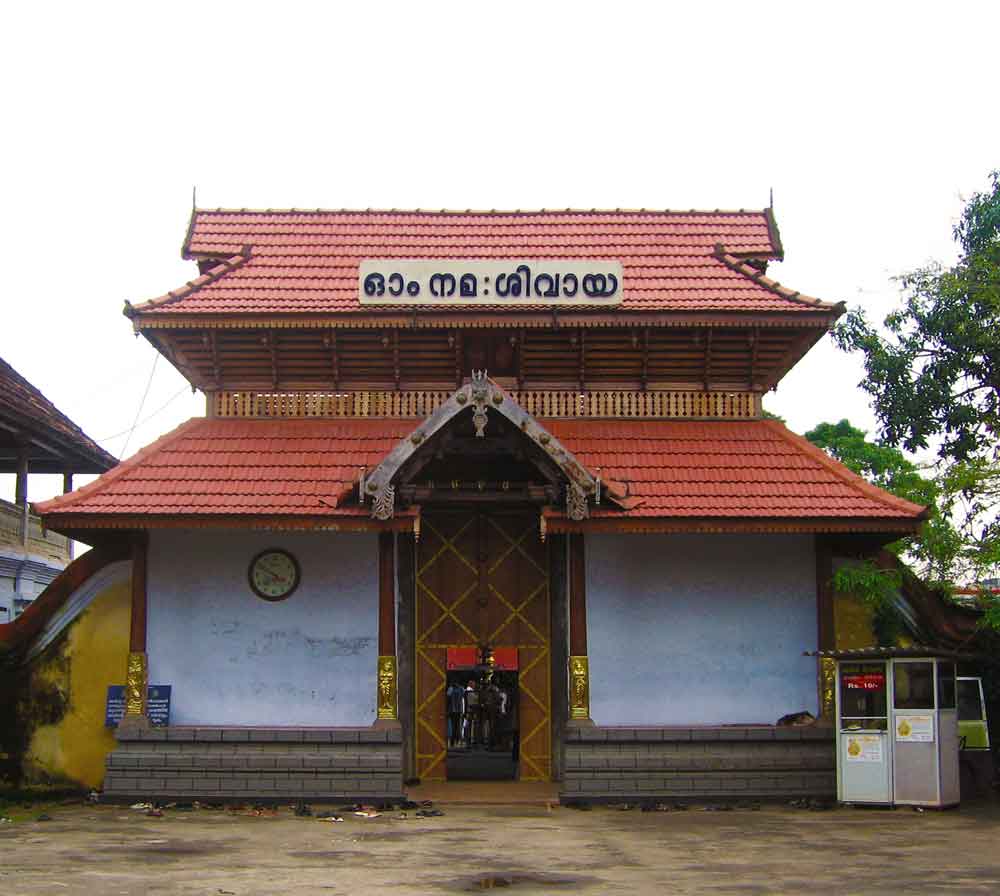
[359,260,623,306]
[105,685,172,727]
[843,673,885,691]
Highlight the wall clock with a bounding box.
[248,548,301,601]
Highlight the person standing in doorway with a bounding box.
[446,681,465,748]
[483,678,501,749]
[464,679,480,747]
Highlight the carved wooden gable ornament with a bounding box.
[360,372,621,522]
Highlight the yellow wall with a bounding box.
[23,579,130,789]
[834,591,876,651]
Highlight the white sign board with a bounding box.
[359,259,623,306]
[896,715,934,743]
[845,734,884,763]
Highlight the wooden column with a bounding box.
[396,533,417,776]
[376,531,399,724]
[122,533,149,725]
[15,444,29,547]
[549,534,569,780]
[62,474,74,560]
[567,533,592,724]
[815,536,836,721]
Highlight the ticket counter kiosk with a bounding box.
[824,649,964,808]
[837,659,892,803]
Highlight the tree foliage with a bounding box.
[806,420,962,585]
[834,170,1000,466]
[833,171,1000,589]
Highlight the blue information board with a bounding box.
[105,685,171,727]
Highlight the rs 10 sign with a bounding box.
[359,259,623,306]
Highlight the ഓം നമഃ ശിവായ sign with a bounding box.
[358,260,623,306]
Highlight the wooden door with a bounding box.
[414,511,551,781]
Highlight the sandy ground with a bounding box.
[3,798,1000,895]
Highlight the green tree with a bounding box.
[805,420,962,586]
[834,171,1000,590]
[834,171,1000,466]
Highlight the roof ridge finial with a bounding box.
[768,186,774,211]
[192,185,197,211]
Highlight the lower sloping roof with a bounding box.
[0,356,117,474]
[35,416,925,535]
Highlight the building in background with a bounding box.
[0,357,115,620]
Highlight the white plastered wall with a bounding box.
[587,533,818,725]
[147,530,378,726]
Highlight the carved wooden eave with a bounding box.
[360,372,624,522]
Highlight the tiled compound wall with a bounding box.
[104,727,403,802]
[562,726,835,801]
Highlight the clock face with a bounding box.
[248,549,301,601]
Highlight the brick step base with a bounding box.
[562,726,836,801]
[103,726,403,802]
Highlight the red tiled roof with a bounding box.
[545,419,925,520]
[128,209,838,318]
[0,356,117,474]
[36,417,923,528]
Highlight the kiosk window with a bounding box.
[958,679,985,721]
[894,662,934,709]
[937,662,956,709]
[839,663,887,728]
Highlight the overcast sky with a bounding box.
[3,2,998,503]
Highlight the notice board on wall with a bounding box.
[105,685,172,727]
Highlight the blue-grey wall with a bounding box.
[587,533,817,725]
[148,530,377,726]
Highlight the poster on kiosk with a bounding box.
[832,649,963,808]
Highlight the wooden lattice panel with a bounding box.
[414,512,551,782]
[212,389,759,419]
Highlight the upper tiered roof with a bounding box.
[128,208,838,322]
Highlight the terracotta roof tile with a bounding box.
[128,209,837,318]
[36,417,924,526]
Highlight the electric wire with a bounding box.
[119,354,159,459]
[97,383,190,444]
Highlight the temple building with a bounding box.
[12,208,933,801]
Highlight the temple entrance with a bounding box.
[444,665,519,781]
[414,511,551,782]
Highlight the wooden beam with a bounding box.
[15,442,28,546]
[331,330,339,389]
[378,532,396,656]
[703,328,714,391]
[392,330,400,391]
[749,326,760,389]
[208,331,221,388]
[518,328,526,390]
[568,533,592,724]
[129,533,149,654]
[569,534,587,657]
[395,532,416,774]
[815,535,836,719]
[641,328,649,391]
